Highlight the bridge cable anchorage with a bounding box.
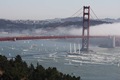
[90,8,100,21]
[71,7,83,17]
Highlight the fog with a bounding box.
[64,22,120,36]
[1,22,120,37]
[30,22,120,36]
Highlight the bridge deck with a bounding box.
[0,35,110,41]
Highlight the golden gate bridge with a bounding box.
[0,6,120,51]
[0,35,111,41]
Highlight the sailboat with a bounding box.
[67,43,81,55]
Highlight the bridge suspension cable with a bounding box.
[90,8,100,20]
[90,14,94,20]
[70,7,100,21]
[76,12,83,17]
[71,7,83,17]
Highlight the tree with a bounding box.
[0,55,81,80]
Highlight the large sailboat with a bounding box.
[67,43,81,55]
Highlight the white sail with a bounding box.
[113,36,115,48]
[78,44,81,54]
[74,43,76,53]
[70,43,72,53]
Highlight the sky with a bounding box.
[0,0,120,20]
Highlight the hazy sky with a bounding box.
[0,0,120,20]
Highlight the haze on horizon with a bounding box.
[0,0,120,20]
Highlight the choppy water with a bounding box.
[0,39,120,80]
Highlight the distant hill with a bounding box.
[0,17,113,32]
[101,18,120,22]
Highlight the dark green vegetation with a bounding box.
[0,55,80,80]
[0,17,111,32]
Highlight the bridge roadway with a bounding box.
[0,35,111,41]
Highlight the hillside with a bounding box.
[0,55,80,80]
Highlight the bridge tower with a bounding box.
[81,6,90,52]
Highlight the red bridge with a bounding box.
[0,35,111,41]
[0,35,120,47]
[0,6,120,50]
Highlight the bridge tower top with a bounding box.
[81,6,90,52]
